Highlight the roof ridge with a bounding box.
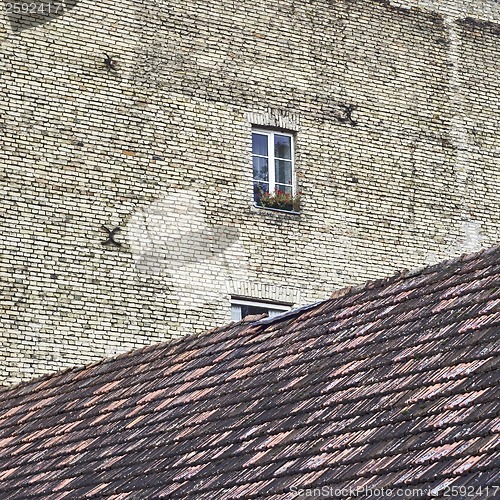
[329,244,500,300]
[1,245,498,398]
[0,313,264,397]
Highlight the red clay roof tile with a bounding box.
[0,245,499,498]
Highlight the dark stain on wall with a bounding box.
[457,16,500,36]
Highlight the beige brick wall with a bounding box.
[0,0,499,385]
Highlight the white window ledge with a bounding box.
[253,204,301,215]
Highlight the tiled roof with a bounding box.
[0,246,499,499]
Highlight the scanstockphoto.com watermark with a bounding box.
[3,2,63,14]
[290,485,500,498]
[2,1,80,32]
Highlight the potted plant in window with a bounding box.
[258,189,302,212]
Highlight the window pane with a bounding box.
[231,299,291,321]
[275,159,293,185]
[252,133,268,156]
[252,156,269,181]
[268,309,284,318]
[240,304,269,319]
[274,135,291,159]
[231,305,242,321]
[275,184,293,195]
[253,181,269,203]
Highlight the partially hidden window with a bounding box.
[231,298,291,321]
[252,128,299,212]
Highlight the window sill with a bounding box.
[253,204,301,215]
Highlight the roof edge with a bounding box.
[0,313,266,396]
[329,244,500,301]
[2,244,498,396]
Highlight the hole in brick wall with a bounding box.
[333,104,358,126]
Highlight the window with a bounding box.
[231,298,291,321]
[252,128,296,209]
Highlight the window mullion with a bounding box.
[268,133,275,193]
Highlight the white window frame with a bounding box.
[252,128,296,200]
[231,298,291,321]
